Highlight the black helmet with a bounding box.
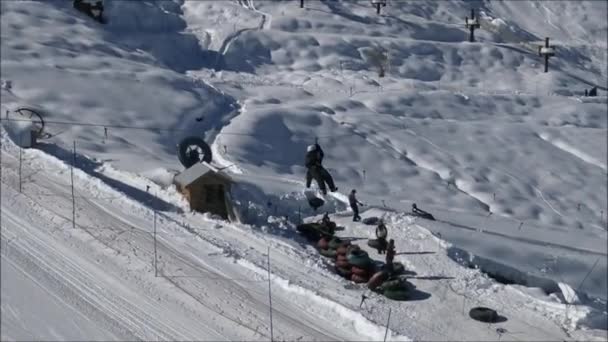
[351,189,356,193]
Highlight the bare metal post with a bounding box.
[538,37,555,73]
[465,9,480,42]
[154,209,158,277]
[267,247,274,341]
[544,37,550,73]
[0,124,3,232]
[383,308,392,342]
[300,0,303,8]
[71,141,76,228]
[18,145,22,193]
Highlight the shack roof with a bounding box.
[174,162,232,187]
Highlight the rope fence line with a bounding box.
[3,112,606,234]
[0,174,274,285]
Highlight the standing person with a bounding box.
[348,189,363,221]
[305,144,337,195]
[385,239,396,274]
[375,220,388,254]
[320,212,336,234]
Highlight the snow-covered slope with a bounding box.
[1,0,607,340]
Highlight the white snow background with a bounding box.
[1,0,607,341]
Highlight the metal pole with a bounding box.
[267,246,274,341]
[376,3,381,15]
[18,145,22,193]
[544,37,550,73]
[0,123,3,233]
[300,0,303,8]
[154,209,158,277]
[383,308,392,342]
[71,141,76,228]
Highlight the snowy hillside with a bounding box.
[1,0,607,340]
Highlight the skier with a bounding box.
[348,189,363,222]
[375,220,388,254]
[385,239,396,274]
[305,143,337,195]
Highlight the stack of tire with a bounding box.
[349,250,375,284]
[375,277,415,301]
[337,246,375,284]
[334,243,352,279]
[318,236,350,258]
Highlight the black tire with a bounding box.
[335,266,352,278]
[367,239,381,249]
[379,278,414,292]
[328,237,347,249]
[469,307,499,323]
[319,248,337,258]
[178,136,212,168]
[392,262,405,275]
[308,197,325,210]
[362,217,380,225]
[347,250,371,268]
[383,288,410,301]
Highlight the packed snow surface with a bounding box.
[1,0,607,340]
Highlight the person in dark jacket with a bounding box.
[375,220,388,254]
[320,212,336,234]
[305,144,337,195]
[348,189,363,221]
[385,239,396,274]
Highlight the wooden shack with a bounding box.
[174,162,235,221]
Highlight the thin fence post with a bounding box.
[18,144,22,193]
[154,209,158,277]
[383,307,391,342]
[0,124,3,233]
[71,141,76,228]
[267,246,274,342]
